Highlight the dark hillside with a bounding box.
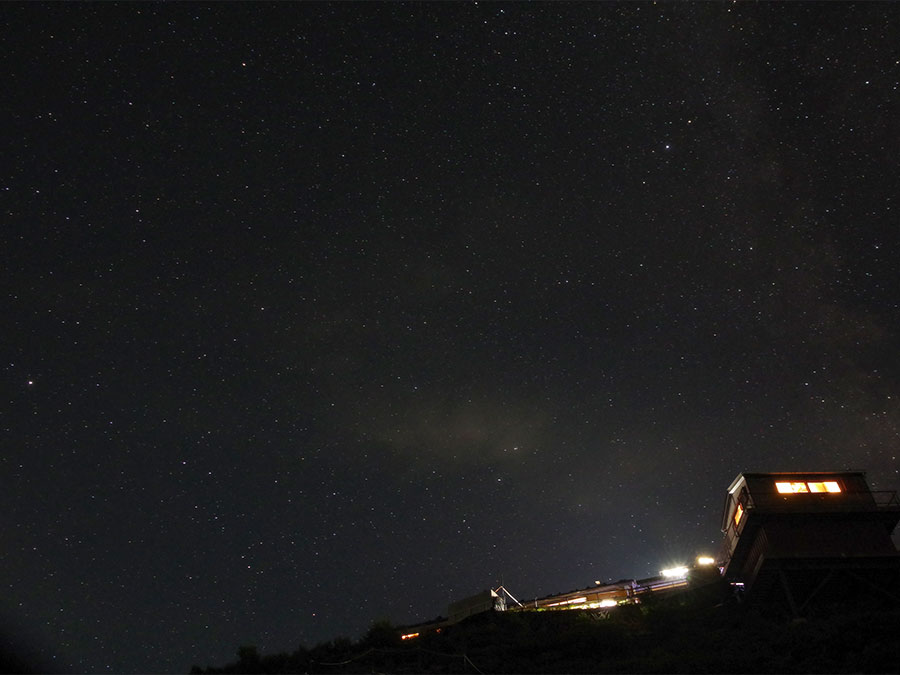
[193,598,900,674]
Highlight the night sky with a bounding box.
[3,2,900,672]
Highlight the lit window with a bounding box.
[776,482,808,493]
[733,503,744,526]
[776,480,841,494]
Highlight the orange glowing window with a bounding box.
[776,480,841,494]
[733,503,744,526]
[776,482,809,494]
[806,481,842,493]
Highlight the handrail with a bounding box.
[743,490,900,512]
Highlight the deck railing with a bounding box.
[743,489,900,513]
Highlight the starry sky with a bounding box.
[3,2,900,672]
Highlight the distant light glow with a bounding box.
[401,632,419,640]
[696,556,716,566]
[546,596,587,607]
[661,567,689,578]
[598,599,618,608]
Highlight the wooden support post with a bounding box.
[778,568,800,618]
[797,568,835,614]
